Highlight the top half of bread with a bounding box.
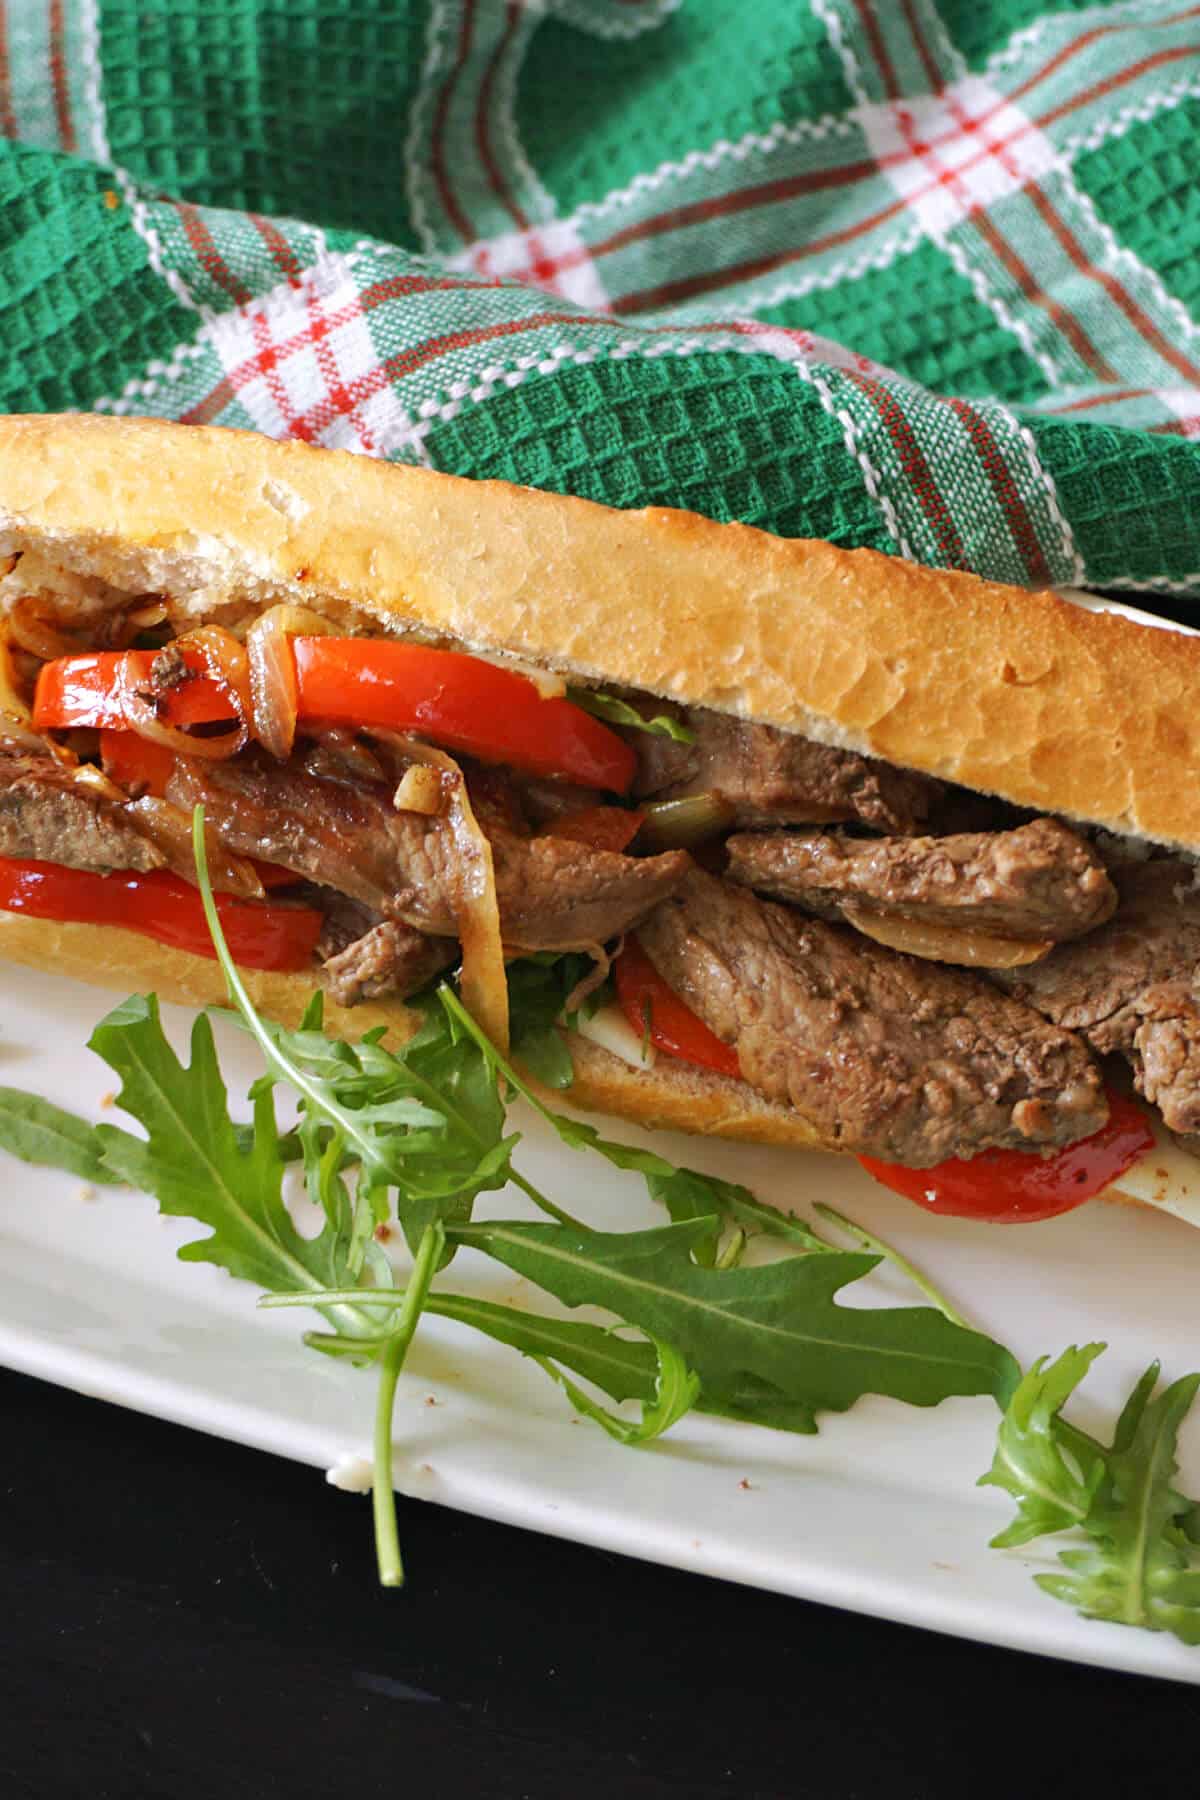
[0,411,1198,849]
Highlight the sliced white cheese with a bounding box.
[1111,1117,1200,1229]
[574,1001,657,1071]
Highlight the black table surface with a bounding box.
[3,1364,1195,1800]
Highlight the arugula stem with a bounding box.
[716,1227,747,1271]
[371,1016,585,1230]
[812,1203,975,1333]
[191,809,409,1187]
[372,1222,443,1588]
[436,987,592,1229]
[509,1168,582,1228]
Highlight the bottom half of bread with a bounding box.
[0,910,1142,1205]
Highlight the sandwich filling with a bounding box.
[1,568,1191,1210]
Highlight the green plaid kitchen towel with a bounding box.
[1,0,1198,594]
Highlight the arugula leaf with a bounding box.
[647,1168,725,1267]
[441,985,748,1226]
[532,1337,700,1445]
[427,1293,660,1400]
[431,1295,816,1433]
[506,953,609,1091]
[284,1286,819,1434]
[88,995,380,1339]
[982,1347,1200,1645]
[979,1345,1109,1549]
[0,1086,120,1185]
[1041,1372,1200,1643]
[192,828,507,1269]
[568,689,695,743]
[651,1167,834,1265]
[447,1217,1020,1415]
[813,1203,977,1332]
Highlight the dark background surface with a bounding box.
[2,1363,1195,1800]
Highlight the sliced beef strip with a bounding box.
[727,818,1116,943]
[0,745,163,873]
[622,700,943,833]
[168,751,689,952]
[634,869,1106,1165]
[313,894,456,1007]
[315,894,381,963]
[994,860,1200,1135]
[323,918,457,1007]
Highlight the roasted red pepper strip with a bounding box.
[292,638,635,790]
[0,858,320,972]
[35,639,637,792]
[614,934,741,1080]
[34,650,236,731]
[858,1089,1154,1223]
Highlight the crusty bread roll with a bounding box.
[1,412,1198,849]
[0,907,824,1149]
[0,412,1192,1185]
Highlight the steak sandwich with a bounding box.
[2,413,1200,1226]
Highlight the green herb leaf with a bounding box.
[983,1347,1200,1645]
[192,818,509,1266]
[568,689,695,743]
[650,1167,835,1265]
[532,1336,700,1445]
[0,1086,120,1185]
[88,994,379,1340]
[506,953,609,1091]
[979,1344,1109,1549]
[647,1168,726,1266]
[428,1293,659,1402]
[273,1284,821,1435]
[1038,1370,1200,1643]
[372,1221,444,1587]
[447,1217,1019,1416]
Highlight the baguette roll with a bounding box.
[0,413,1195,1208]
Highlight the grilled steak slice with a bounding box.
[996,860,1200,1134]
[635,870,1106,1165]
[486,830,688,949]
[727,818,1116,942]
[0,746,163,873]
[624,702,942,832]
[168,752,688,951]
[323,915,457,1007]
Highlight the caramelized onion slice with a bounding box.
[116,626,251,761]
[563,941,613,1017]
[126,795,267,898]
[0,625,41,748]
[247,604,335,761]
[378,732,509,1053]
[7,596,78,661]
[303,729,386,787]
[841,903,1053,968]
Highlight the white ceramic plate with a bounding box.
[3,958,1200,1683]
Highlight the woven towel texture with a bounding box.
[0,0,1196,592]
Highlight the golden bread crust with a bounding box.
[0,909,420,1044]
[0,413,1188,1195]
[0,912,1158,1204]
[0,414,1197,845]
